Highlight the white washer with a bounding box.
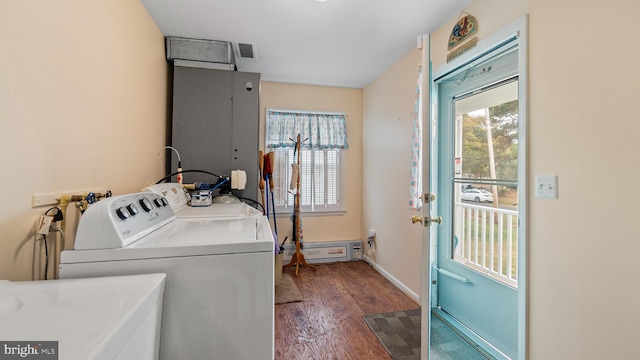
[0,273,166,360]
[59,192,274,360]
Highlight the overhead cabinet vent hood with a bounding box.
[166,37,236,71]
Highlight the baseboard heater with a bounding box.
[282,240,363,264]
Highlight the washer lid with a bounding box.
[133,217,258,247]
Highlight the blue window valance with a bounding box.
[266,110,348,149]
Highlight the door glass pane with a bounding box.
[452,79,519,287]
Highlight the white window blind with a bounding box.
[270,147,341,212]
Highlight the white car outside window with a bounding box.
[461,188,494,203]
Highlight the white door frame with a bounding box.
[419,33,432,360]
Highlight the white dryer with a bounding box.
[59,192,274,360]
[143,183,263,219]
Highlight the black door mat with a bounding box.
[363,308,489,360]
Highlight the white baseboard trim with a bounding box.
[364,256,420,304]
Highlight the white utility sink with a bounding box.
[0,273,166,360]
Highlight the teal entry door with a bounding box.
[433,43,521,360]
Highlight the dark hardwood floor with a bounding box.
[275,261,419,360]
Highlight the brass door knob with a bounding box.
[411,215,442,227]
[422,193,436,203]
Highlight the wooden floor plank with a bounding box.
[275,261,419,359]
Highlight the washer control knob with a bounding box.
[139,198,153,212]
[116,207,130,220]
[154,198,164,207]
[127,204,139,216]
[161,198,169,206]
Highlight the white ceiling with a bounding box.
[140,0,473,88]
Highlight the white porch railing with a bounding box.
[453,202,518,287]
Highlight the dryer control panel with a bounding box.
[75,192,176,250]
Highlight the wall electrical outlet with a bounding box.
[367,229,376,247]
[535,175,558,199]
[36,215,53,235]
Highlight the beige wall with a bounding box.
[524,1,639,358]
[259,82,363,245]
[362,48,423,294]
[0,1,167,280]
[365,0,640,358]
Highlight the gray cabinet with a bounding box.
[170,66,260,202]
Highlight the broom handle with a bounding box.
[259,150,265,214]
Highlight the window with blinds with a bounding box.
[270,147,342,212]
[266,109,347,214]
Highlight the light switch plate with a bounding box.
[535,175,558,199]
